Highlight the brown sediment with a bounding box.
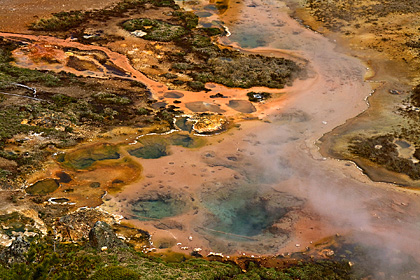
[99,0,420,262]
[0,32,164,93]
[1,32,293,120]
[1,0,420,271]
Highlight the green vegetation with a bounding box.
[0,237,238,280]
[349,134,420,180]
[136,107,151,115]
[90,266,140,280]
[0,236,358,280]
[0,238,103,280]
[122,19,186,42]
[51,93,77,107]
[172,11,199,29]
[0,36,158,186]
[0,107,30,148]
[235,261,354,280]
[344,85,420,182]
[191,34,213,48]
[0,39,66,150]
[29,0,179,32]
[187,80,206,91]
[154,107,179,128]
[0,103,66,185]
[30,11,86,31]
[161,23,299,91]
[200,27,223,36]
[27,0,301,92]
[191,55,298,89]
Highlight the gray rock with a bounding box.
[0,236,30,264]
[88,221,126,250]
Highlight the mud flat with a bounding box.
[1,0,420,277]
[0,32,290,120]
[100,0,420,272]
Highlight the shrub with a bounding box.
[173,11,199,29]
[136,107,151,115]
[122,19,186,42]
[200,27,223,36]
[187,81,205,91]
[52,94,77,107]
[90,266,140,280]
[93,92,131,105]
[30,11,87,31]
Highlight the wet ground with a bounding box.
[1,0,420,277]
[97,0,420,264]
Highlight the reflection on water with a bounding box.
[100,0,372,255]
[201,184,303,238]
[395,139,411,149]
[228,27,269,48]
[26,179,60,195]
[57,143,120,170]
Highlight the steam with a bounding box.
[236,109,420,277]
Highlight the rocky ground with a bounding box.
[1,0,420,278]
[0,0,341,278]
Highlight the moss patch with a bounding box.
[192,55,298,89]
[122,18,186,42]
[0,236,365,280]
[349,134,420,180]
